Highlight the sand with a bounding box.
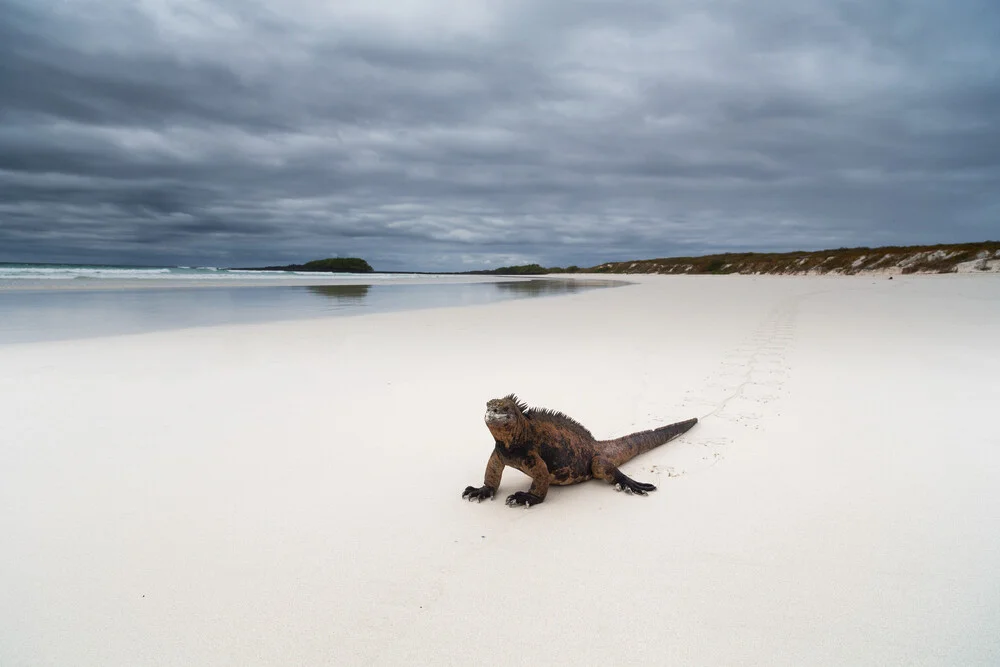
[2,274,998,666]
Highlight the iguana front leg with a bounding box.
[505,454,550,508]
[463,450,504,502]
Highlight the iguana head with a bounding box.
[484,394,529,436]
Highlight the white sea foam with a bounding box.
[0,266,172,279]
[0,264,416,282]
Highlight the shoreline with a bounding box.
[0,276,629,346]
[5,267,997,293]
[0,272,560,292]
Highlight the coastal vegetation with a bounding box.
[585,242,1000,275]
[471,242,999,276]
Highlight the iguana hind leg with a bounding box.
[591,456,656,495]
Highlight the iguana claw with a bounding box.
[612,471,655,495]
[505,491,543,508]
[463,485,496,502]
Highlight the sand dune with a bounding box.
[2,274,998,665]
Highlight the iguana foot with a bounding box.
[463,485,496,502]
[505,491,543,508]
[612,471,656,496]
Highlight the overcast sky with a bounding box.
[1,0,998,270]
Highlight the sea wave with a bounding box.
[0,266,172,279]
[0,264,420,282]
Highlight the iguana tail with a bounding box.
[599,417,698,467]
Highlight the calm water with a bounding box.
[0,278,622,344]
[0,262,424,284]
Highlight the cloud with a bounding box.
[1,0,998,270]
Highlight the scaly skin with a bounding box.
[462,394,698,507]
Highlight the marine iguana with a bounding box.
[462,394,697,507]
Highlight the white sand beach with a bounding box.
[2,274,999,666]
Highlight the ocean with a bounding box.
[0,263,622,344]
[0,262,420,284]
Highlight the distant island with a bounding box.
[466,263,580,276]
[241,257,374,273]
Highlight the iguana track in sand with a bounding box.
[629,290,825,477]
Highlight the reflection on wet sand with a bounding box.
[307,284,372,302]
[304,279,626,307]
[0,278,628,344]
[492,279,626,296]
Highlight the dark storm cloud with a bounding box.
[1,0,998,270]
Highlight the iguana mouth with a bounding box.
[484,410,510,424]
